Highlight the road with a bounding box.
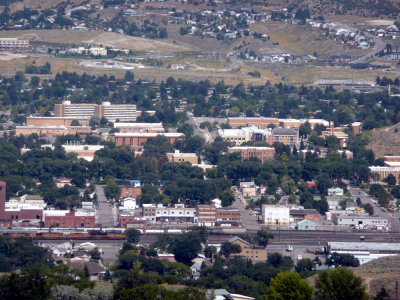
[232,188,261,231]
[187,114,227,144]
[95,185,116,228]
[348,186,400,232]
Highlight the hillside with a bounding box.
[365,123,400,157]
[352,255,400,297]
[0,30,196,53]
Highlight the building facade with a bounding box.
[227,146,275,163]
[262,205,290,225]
[26,117,90,127]
[16,125,92,137]
[0,38,29,49]
[44,211,95,228]
[229,236,267,262]
[197,205,217,227]
[114,132,184,150]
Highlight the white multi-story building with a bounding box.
[0,38,29,49]
[262,205,290,225]
[155,204,197,223]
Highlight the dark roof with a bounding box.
[70,262,105,275]
[290,209,319,215]
[273,128,298,136]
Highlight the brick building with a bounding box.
[44,211,95,228]
[114,123,164,134]
[26,117,90,127]
[114,132,184,150]
[229,236,267,262]
[16,125,92,137]
[197,205,216,227]
[227,146,275,163]
[216,207,241,226]
[272,128,299,148]
[290,209,321,221]
[0,181,43,227]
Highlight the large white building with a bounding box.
[262,205,290,225]
[328,242,400,265]
[0,38,29,49]
[155,204,197,223]
[334,216,388,230]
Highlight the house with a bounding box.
[190,255,206,280]
[297,219,316,231]
[328,188,344,196]
[69,262,105,280]
[228,236,267,262]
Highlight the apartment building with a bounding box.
[55,101,137,122]
[229,236,267,262]
[0,38,29,49]
[227,146,275,163]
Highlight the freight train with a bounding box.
[2,230,126,240]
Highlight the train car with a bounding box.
[35,232,67,240]
[68,233,91,239]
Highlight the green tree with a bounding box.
[385,173,396,186]
[70,119,80,126]
[256,227,273,247]
[363,203,374,215]
[315,267,368,300]
[125,228,140,243]
[326,252,360,267]
[90,247,101,261]
[220,242,241,259]
[104,179,121,201]
[219,189,235,207]
[267,271,313,300]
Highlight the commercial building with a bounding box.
[114,122,164,133]
[0,38,29,49]
[290,209,320,221]
[328,188,344,196]
[297,219,316,231]
[55,101,137,122]
[218,127,258,145]
[216,207,241,226]
[240,182,257,197]
[327,242,400,264]
[229,236,267,262]
[166,150,198,164]
[197,205,217,227]
[227,146,275,163]
[26,117,90,127]
[262,205,290,225]
[44,210,95,228]
[142,204,157,223]
[16,125,92,137]
[333,216,388,229]
[114,132,184,150]
[155,204,197,223]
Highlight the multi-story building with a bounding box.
[240,182,257,197]
[228,117,279,129]
[262,205,290,225]
[229,236,267,262]
[0,38,29,49]
[26,117,90,127]
[0,182,43,226]
[218,128,256,145]
[272,128,299,148]
[142,204,157,222]
[227,146,275,163]
[55,101,137,122]
[155,204,197,223]
[114,122,164,133]
[197,205,217,227]
[369,166,400,183]
[16,125,92,137]
[216,207,241,226]
[114,132,184,150]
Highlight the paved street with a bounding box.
[96,185,116,227]
[232,188,261,231]
[348,186,400,232]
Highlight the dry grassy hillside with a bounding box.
[352,255,400,297]
[365,123,400,158]
[0,30,196,53]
